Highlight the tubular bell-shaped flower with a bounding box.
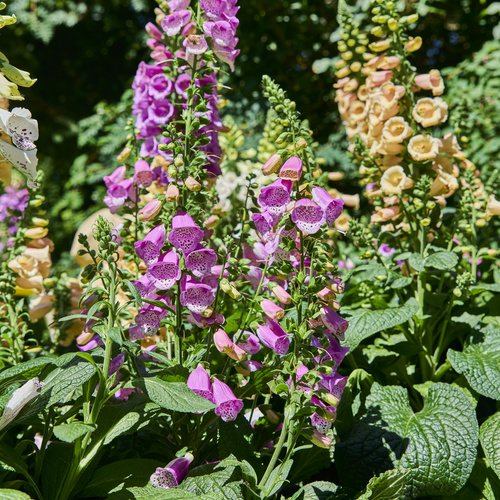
[187,364,215,403]
[180,275,215,314]
[214,328,246,361]
[168,211,204,255]
[257,178,293,216]
[147,250,182,289]
[279,156,303,182]
[256,318,290,355]
[212,378,244,422]
[150,453,194,489]
[135,224,167,266]
[185,245,217,277]
[319,306,349,342]
[291,198,325,234]
[311,187,344,226]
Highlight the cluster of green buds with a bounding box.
[369,0,419,39]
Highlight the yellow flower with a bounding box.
[382,116,413,143]
[380,166,413,195]
[412,97,448,127]
[408,134,440,161]
[486,195,500,220]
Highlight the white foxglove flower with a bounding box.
[0,107,39,188]
[0,377,44,430]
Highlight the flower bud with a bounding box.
[166,183,180,202]
[32,217,49,227]
[387,18,399,31]
[25,227,49,239]
[117,147,132,162]
[261,298,285,320]
[204,215,219,229]
[167,165,177,178]
[328,172,344,181]
[185,176,201,192]
[405,36,422,52]
[174,155,184,168]
[295,137,308,150]
[262,153,283,175]
[307,430,332,449]
[369,40,391,52]
[370,26,385,37]
[270,285,292,304]
[139,199,162,221]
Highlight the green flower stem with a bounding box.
[258,405,290,490]
[434,359,452,381]
[175,290,183,366]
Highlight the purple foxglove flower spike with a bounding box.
[279,156,303,182]
[180,275,215,314]
[150,453,194,489]
[187,364,215,403]
[135,224,167,266]
[234,331,260,354]
[214,328,246,361]
[168,210,204,255]
[256,318,290,355]
[319,306,349,342]
[185,245,217,278]
[312,187,344,226]
[147,250,181,290]
[161,10,192,37]
[257,179,293,217]
[291,198,325,235]
[212,378,244,422]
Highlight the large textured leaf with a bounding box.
[335,383,478,497]
[480,412,500,480]
[425,251,459,270]
[342,298,419,350]
[447,329,500,400]
[41,442,74,500]
[0,357,55,390]
[182,463,242,499]
[108,486,194,499]
[357,469,409,499]
[52,423,95,443]
[135,378,216,413]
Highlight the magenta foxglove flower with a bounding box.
[279,156,303,182]
[104,165,127,188]
[145,22,164,41]
[201,0,227,18]
[168,211,204,255]
[319,306,349,342]
[291,199,325,234]
[150,453,194,488]
[135,307,164,336]
[378,243,396,258]
[203,20,235,47]
[310,400,337,433]
[187,364,215,403]
[214,328,246,361]
[135,224,166,266]
[256,318,290,355]
[270,284,292,304]
[309,430,332,449]
[104,178,136,214]
[180,275,215,314]
[183,35,208,55]
[167,0,190,11]
[149,74,173,100]
[251,209,278,241]
[311,187,344,226]
[311,335,349,369]
[132,274,156,298]
[108,354,125,376]
[147,250,182,290]
[317,372,348,402]
[258,179,293,217]
[185,245,217,277]
[161,10,192,37]
[234,331,260,354]
[213,378,244,422]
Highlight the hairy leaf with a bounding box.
[0,489,33,499]
[53,423,95,443]
[135,378,216,412]
[342,298,418,349]
[0,357,55,390]
[356,469,409,499]
[480,412,500,480]
[425,251,459,270]
[448,329,500,400]
[336,383,478,497]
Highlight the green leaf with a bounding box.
[356,469,409,499]
[108,485,194,499]
[41,442,74,500]
[0,490,33,500]
[425,251,459,270]
[218,414,253,462]
[122,279,143,307]
[342,298,419,349]
[0,357,55,390]
[263,459,293,497]
[480,412,500,480]
[108,326,123,345]
[452,312,484,329]
[336,383,479,497]
[408,253,425,272]
[134,378,216,412]
[52,423,95,443]
[447,329,500,400]
[182,463,241,499]
[470,283,500,294]
[0,74,22,100]
[389,276,412,289]
[80,458,162,498]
